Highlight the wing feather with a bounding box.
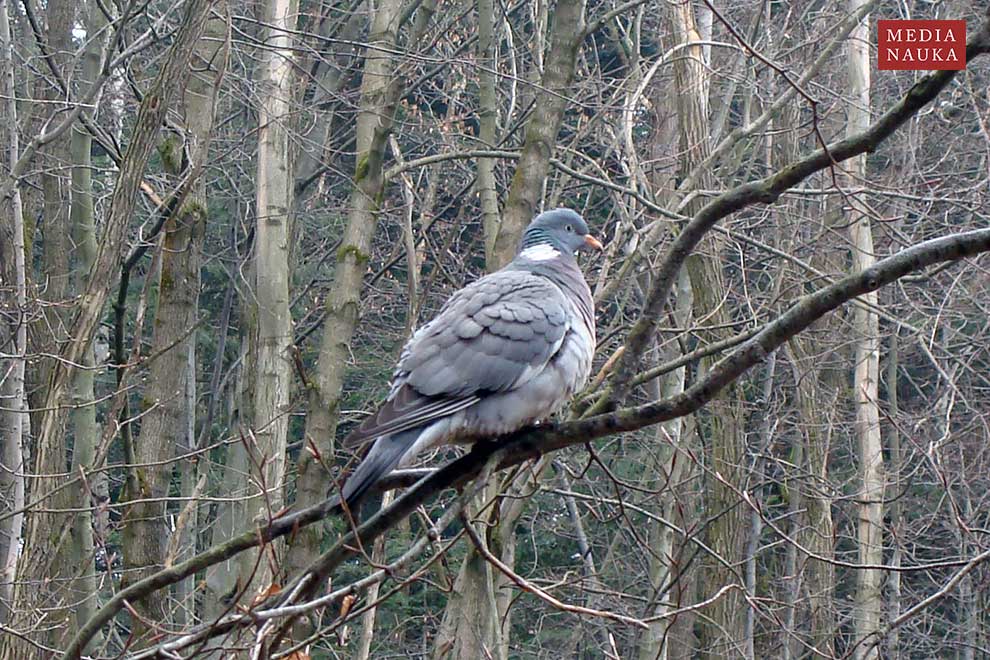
[343,270,571,446]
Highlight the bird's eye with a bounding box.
[565,224,573,232]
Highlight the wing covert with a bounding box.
[401,272,569,397]
[343,271,572,446]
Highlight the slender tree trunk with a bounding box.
[958,494,977,660]
[0,0,28,628]
[561,479,611,658]
[492,0,586,264]
[742,354,777,660]
[886,329,901,659]
[477,0,500,264]
[4,1,212,651]
[36,0,74,418]
[202,165,255,630]
[16,0,78,638]
[776,92,838,656]
[247,0,302,602]
[117,0,222,642]
[847,4,883,658]
[118,124,208,645]
[173,341,199,628]
[59,0,110,647]
[433,486,504,660]
[203,349,255,624]
[251,0,298,562]
[175,3,227,627]
[355,489,396,660]
[291,6,365,205]
[785,339,838,657]
[284,0,424,643]
[664,3,747,655]
[637,270,694,660]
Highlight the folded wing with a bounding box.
[344,271,570,447]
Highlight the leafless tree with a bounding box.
[2,1,990,659]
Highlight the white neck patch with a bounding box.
[519,244,561,261]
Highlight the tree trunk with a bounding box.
[251,0,298,574]
[433,486,504,660]
[118,124,208,646]
[0,0,28,630]
[283,0,421,641]
[477,0,500,264]
[36,0,74,424]
[235,0,299,608]
[786,324,838,658]
[435,3,587,657]
[637,270,694,660]
[203,350,255,623]
[847,4,884,658]
[886,329,901,659]
[291,5,365,205]
[116,0,219,644]
[174,2,227,628]
[60,0,110,647]
[355,489,395,660]
[4,1,212,651]
[492,0,586,266]
[665,2,748,655]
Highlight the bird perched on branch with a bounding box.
[339,208,602,507]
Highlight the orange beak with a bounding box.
[583,234,604,251]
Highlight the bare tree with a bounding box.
[4,2,990,658]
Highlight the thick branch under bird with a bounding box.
[339,208,602,507]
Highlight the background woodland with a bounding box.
[2,0,990,658]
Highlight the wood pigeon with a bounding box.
[339,208,602,507]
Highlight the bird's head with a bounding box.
[519,208,603,259]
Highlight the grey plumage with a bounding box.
[341,428,421,505]
[339,208,600,508]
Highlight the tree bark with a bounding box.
[492,0,586,266]
[477,0,500,264]
[637,268,695,660]
[786,342,838,657]
[886,330,901,659]
[203,352,255,626]
[118,110,210,647]
[0,0,28,631]
[355,489,395,660]
[847,4,884,658]
[433,486,504,660]
[178,0,228,630]
[664,3,748,655]
[283,0,421,641]
[35,0,74,431]
[61,0,110,647]
[3,0,213,653]
[251,0,298,562]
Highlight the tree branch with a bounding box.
[64,226,990,657]
[598,14,990,409]
[64,11,990,649]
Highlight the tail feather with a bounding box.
[341,428,421,508]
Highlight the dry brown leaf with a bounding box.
[283,652,311,660]
[339,593,357,619]
[250,582,282,606]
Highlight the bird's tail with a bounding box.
[340,428,420,508]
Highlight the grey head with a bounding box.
[518,208,603,258]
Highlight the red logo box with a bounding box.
[878,20,966,70]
